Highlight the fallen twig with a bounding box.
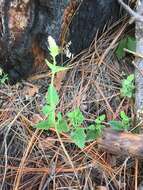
[98,128,143,158]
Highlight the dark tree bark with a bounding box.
[0,0,70,84]
[0,0,127,84]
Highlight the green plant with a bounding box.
[108,111,130,131]
[35,36,68,131]
[34,36,105,148]
[86,114,105,142]
[67,111,105,148]
[0,69,8,85]
[66,108,85,148]
[116,36,136,59]
[120,74,135,98]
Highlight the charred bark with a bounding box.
[67,0,122,55]
[0,0,128,84]
[0,0,70,84]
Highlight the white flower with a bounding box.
[48,36,59,57]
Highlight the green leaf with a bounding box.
[99,114,106,122]
[71,128,86,148]
[42,105,53,116]
[57,120,69,133]
[86,129,99,142]
[86,123,104,142]
[57,112,69,133]
[108,120,124,131]
[46,85,59,107]
[48,112,56,126]
[57,112,62,121]
[116,36,136,59]
[120,74,135,98]
[0,70,8,84]
[86,125,97,142]
[127,74,134,82]
[95,114,105,124]
[35,120,51,130]
[45,60,68,74]
[67,108,84,127]
[127,37,136,52]
[120,111,130,130]
[116,38,127,59]
[48,36,59,57]
[87,124,96,130]
[96,124,105,134]
[120,111,129,121]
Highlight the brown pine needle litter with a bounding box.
[0,17,140,190]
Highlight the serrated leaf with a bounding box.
[127,74,134,82]
[42,105,53,116]
[87,124,96,130]
[86,123,104,142]
[96,124,105,132]
[56,112,69,133]
[120,74,135,98]
[67,108,84,127]
[120,111,129,121]
[86,129,97,142]
[35,120,51,130]
[57,120,69,133]
[71,128,86,148]
[48,112,55,126]
[119,111,130,130]
[46,85,59,107]
[99,114,106,122]
[95,118,100,124]
[95,114,105,124]
[57,112,62,121]
[108,120,124,131]
[45,60,68,74]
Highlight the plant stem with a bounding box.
[51,57,56,86]
[50,56,80,185]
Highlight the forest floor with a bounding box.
[0,16,142,190]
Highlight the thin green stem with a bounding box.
[50,55,80,185]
